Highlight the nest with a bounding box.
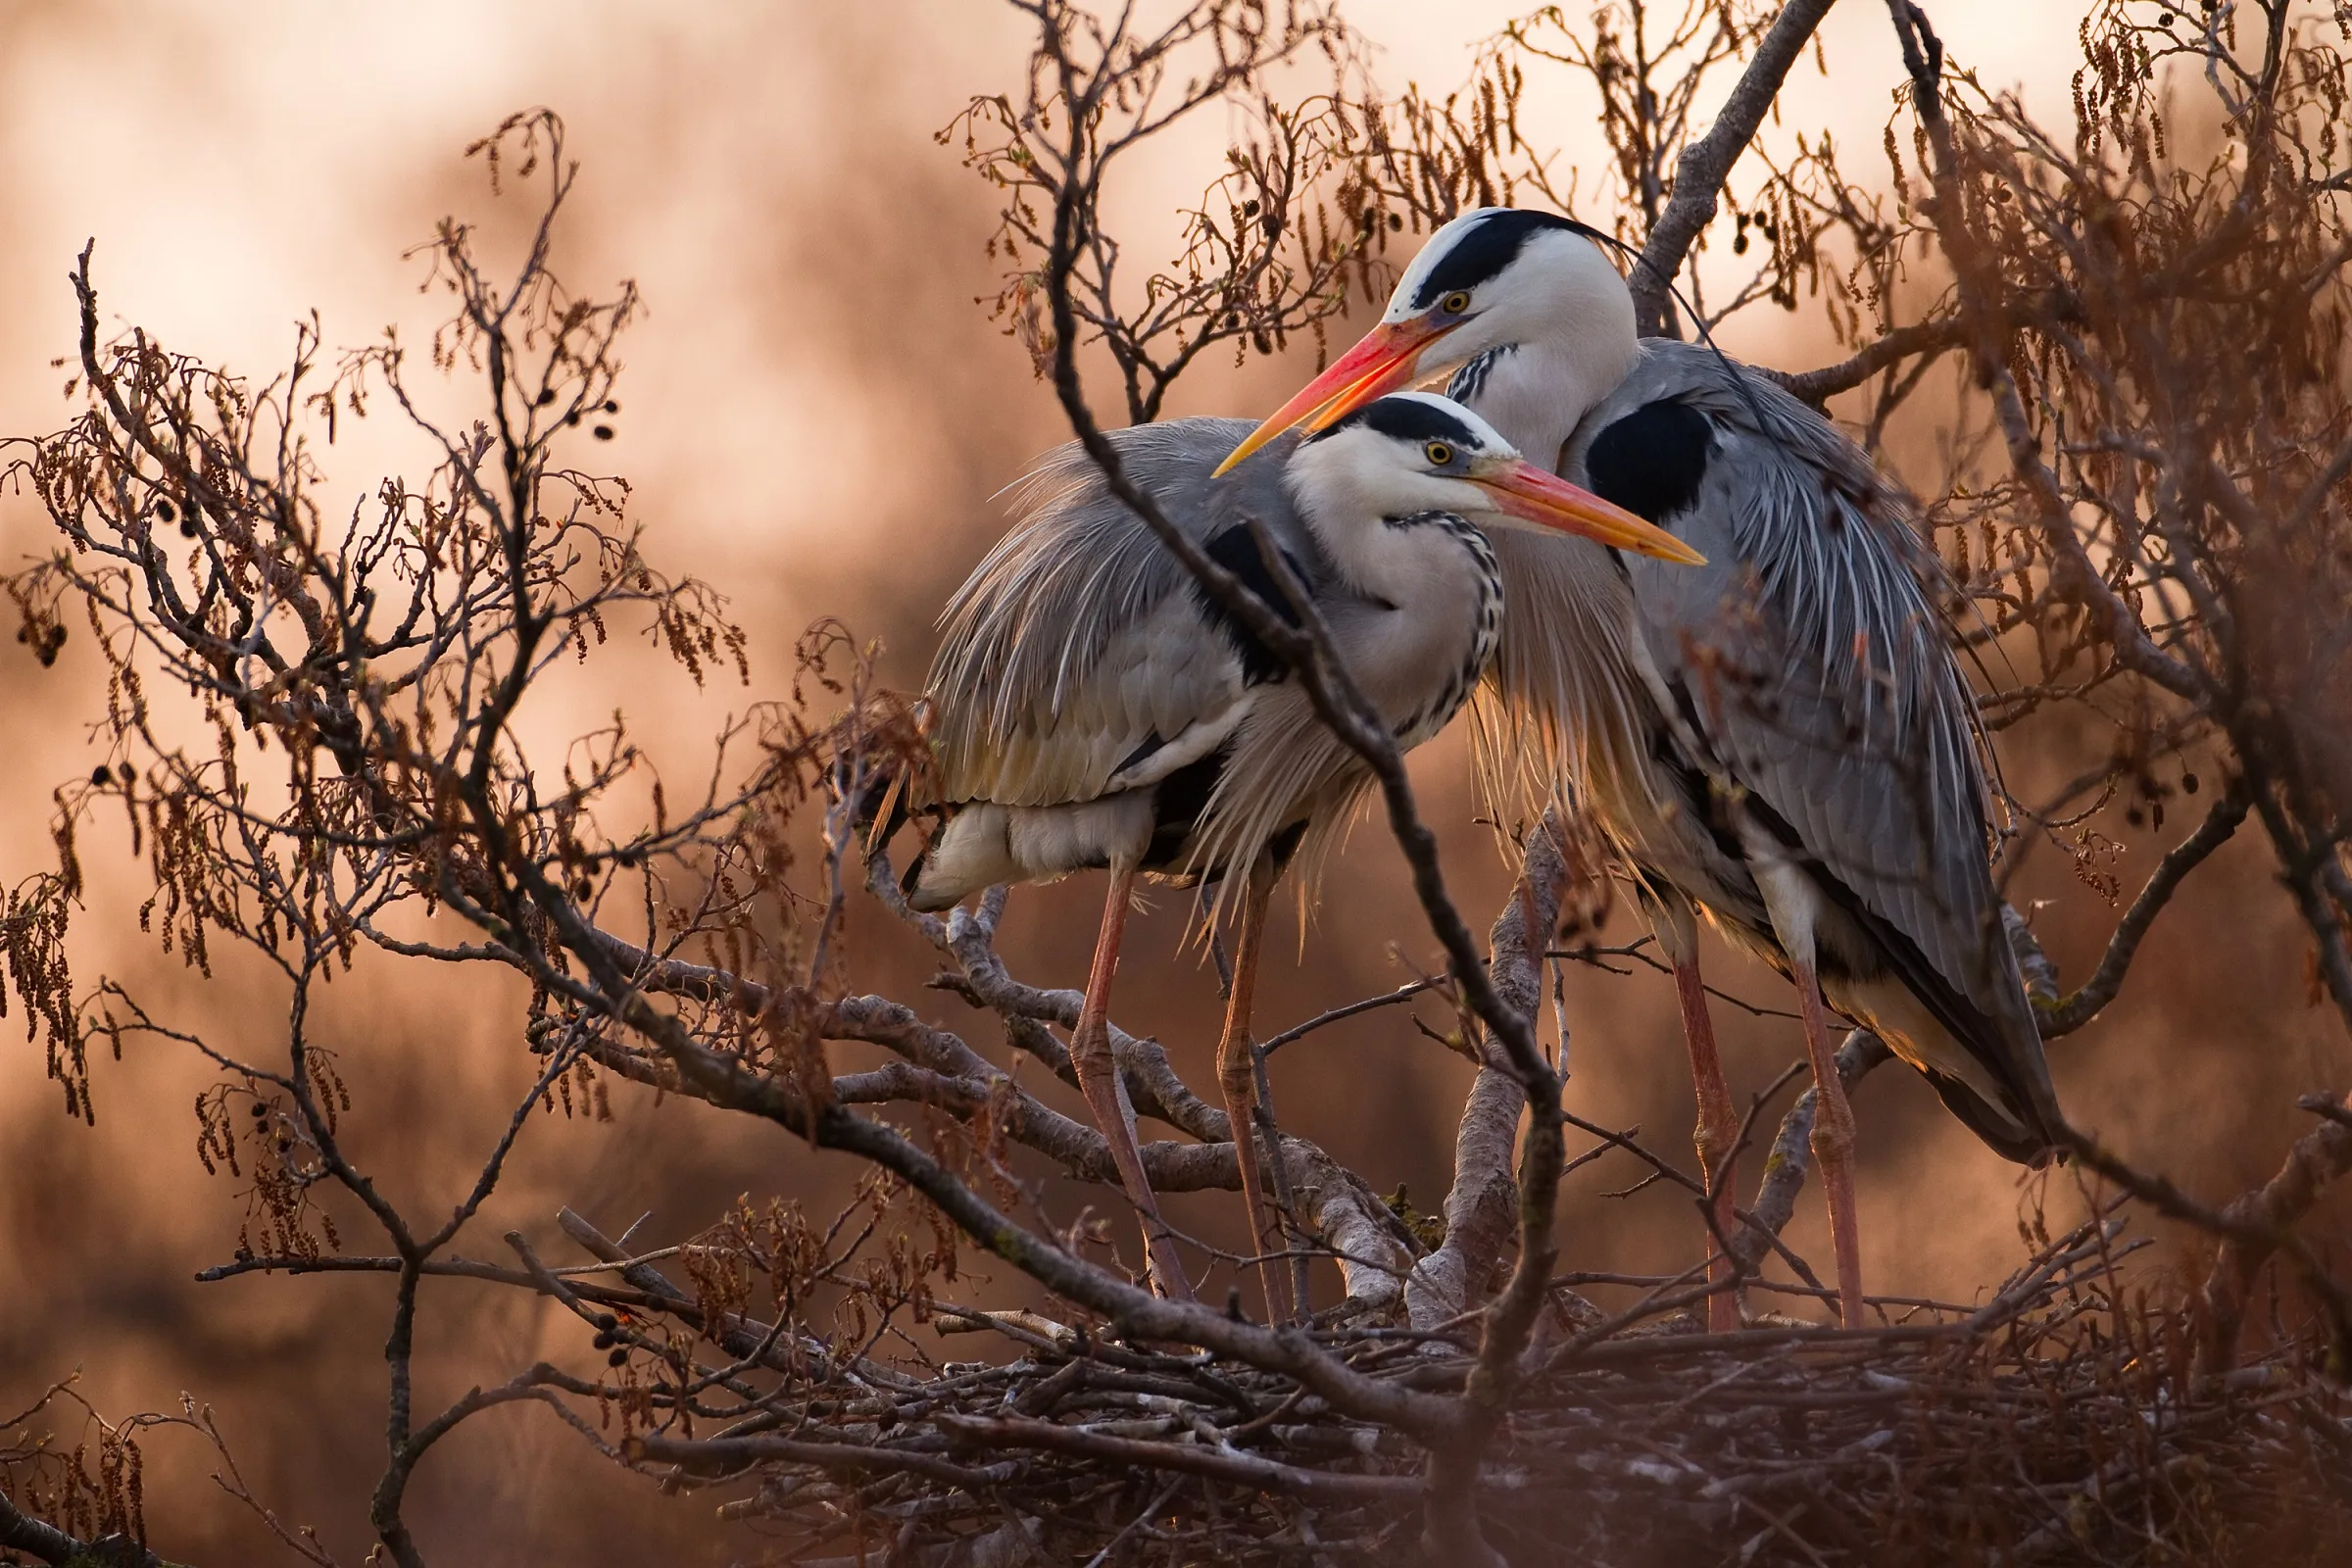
[639,1241,2352,1566]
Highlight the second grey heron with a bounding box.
[907,391,1701,1314]
[1220,208,2067,1329]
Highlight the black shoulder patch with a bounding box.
[1200,523,1308,685]
[1410,211,1602,308]
[1311,395,1481,450]
[1586,399,1714,525]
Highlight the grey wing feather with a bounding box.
[1576,341,2057,1123]
[925,418,1316,808]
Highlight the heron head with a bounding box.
[1284,392,1701,564]
[1215,209,1636,476]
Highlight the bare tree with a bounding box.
[3,2,2352,1564]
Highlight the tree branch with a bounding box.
[0,1492,180,1568]
[1631,0,1841,336]
[2041,781,2249,1036]
[1405,817,1567,1333]
[1416,814,1571,1563]
[931,1413,1417,1501]
[2196,1090,2352,1375]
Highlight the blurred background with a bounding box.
[0,3,2340,1562]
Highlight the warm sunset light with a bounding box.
[1,4,2347,1564]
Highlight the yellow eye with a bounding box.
[1424,441,1454,466]
[1442,290,1472,316]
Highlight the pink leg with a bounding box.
[1792,960,1863,1327]
[1071,865,1195,1301]
[1215,865,1293,1325]
[1673,956,1741,1334]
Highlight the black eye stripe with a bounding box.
[1408,210,1604,310]
[1307,396,1484,449]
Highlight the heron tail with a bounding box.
[1920,1064,2066,1167]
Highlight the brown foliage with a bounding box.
[0,4,2350,1566]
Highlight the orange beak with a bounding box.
[1470,458,1706,564]
[1212,316,1462,477]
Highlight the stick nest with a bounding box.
[640,1253,2352,1566]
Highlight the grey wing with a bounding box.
[925,417,1317,808]
[1580,342,2054,1113]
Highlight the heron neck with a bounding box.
[1295,503,1434,603]
[1453,337,1627,478]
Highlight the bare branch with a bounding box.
[2042,781,2250,1037]
[2198,1089,2352,1374]
[1630,0,1840,336]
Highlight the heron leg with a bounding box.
[1215,859,1293,1325]
[1673,956,1741,1334]
[1793,959,1863,1327]
[1071,863,1195,1301]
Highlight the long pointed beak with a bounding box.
[1473,460,1706,564]
[1212,317,1460,477]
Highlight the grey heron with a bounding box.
[1220,208,2067,1329]
[906,391,1702,1314]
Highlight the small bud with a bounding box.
[593,1312,617,1332]
[90,764,113,787]
[2181,771,2200,796]
[607,1348,629,1367]
[155,498,176,522]
[592,424,614,441]
[602,399,619,414]
[592,1330,616,1349]
[251,1102,269,1119]
[536,388,557,406]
